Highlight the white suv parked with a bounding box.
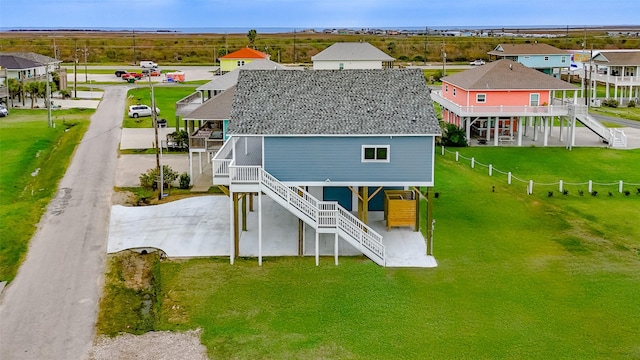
[128,105,160,118]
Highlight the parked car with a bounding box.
[0,104,8,117]
[140,60,158,68]
[142,68,161,76]
[470,59,486,66]
[128,105,160,118]
[114,69,129,77]
[121,72,144,81]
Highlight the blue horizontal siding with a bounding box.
[518,54,568,68]
[264,136,434,183]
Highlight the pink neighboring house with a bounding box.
[433,59,576,146]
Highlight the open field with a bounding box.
[0,109,91,281]
[1,29,638,66]
[99,147,640,359]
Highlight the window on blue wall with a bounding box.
[544,56,549,61]
[362,145,390,162]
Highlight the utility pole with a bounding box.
[582,28,587,105]
[74,40,78,98]
[424,26,429,65]
[441,40,447,76]
[293,29,297,63]
[46,63,52,127]
[52,35,58,60]
[132,29,137,65]
[84,41,88,83]
[149,75,162,200]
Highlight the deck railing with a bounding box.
[212,140,233,178]
[175,91,203,116]
[431,91,571,117]
[589,73,640,86]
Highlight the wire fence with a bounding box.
[440,146,640,196]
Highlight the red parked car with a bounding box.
[121,72,144,81]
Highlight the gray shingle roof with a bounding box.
[311,42,395,62]
[197,59,287,92]
[0,54,41,70]
[228,69,440,136]
[441,59,576,90]
[488,43,570,56]
[0,52,62,70]
[183,86,236,120]
[592,51,640,66]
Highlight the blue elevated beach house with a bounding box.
[212,69,441,267]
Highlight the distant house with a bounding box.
[218,48,270,73]
[590,50,640,103]
[431,59,626,147]
[0,52,66,101]
[212,69,440,266]
[311,42,394,70]
[176,59,289,182]
[487,43,571,77]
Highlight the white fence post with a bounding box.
[619,180,623,193]
[441,146,445,156]
[559,180,563,192]
[588,180,593,193]
[471,157,475,169]
[455,151,459,162]
[528,180,533,195]
[508,172,512,185]
[489,164,493,176]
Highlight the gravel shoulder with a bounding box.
[90,330,208,360]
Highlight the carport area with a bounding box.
[107,196,437,267]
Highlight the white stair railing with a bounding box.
[243,167,386,265]
[611,129,628,148]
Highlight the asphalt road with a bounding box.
[0,86,127,359]
[591,113,640,129]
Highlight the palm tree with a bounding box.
[247,29,257,48]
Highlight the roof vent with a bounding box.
[509,64,513,70]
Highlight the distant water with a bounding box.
[1,25,631,34]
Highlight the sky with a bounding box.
[0,0,639,30]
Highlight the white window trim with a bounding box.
[362,145,390,163]
[445,84,449,92]
[476,93,486,103]
[544,56,549,61]
[453,88,457,96]
[530,93,540,106]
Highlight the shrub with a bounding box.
[172,130,189,149]
[59,89,71,99]
[603,98,619,108]
[627,99,636,108]
[439,122,468,147]
[179,172,191,189]
[139,165,179,189]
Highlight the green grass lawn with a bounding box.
[123,86,198,129]
[99,147,640,359]
[0,109,91,281]
[591,106,640,122]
